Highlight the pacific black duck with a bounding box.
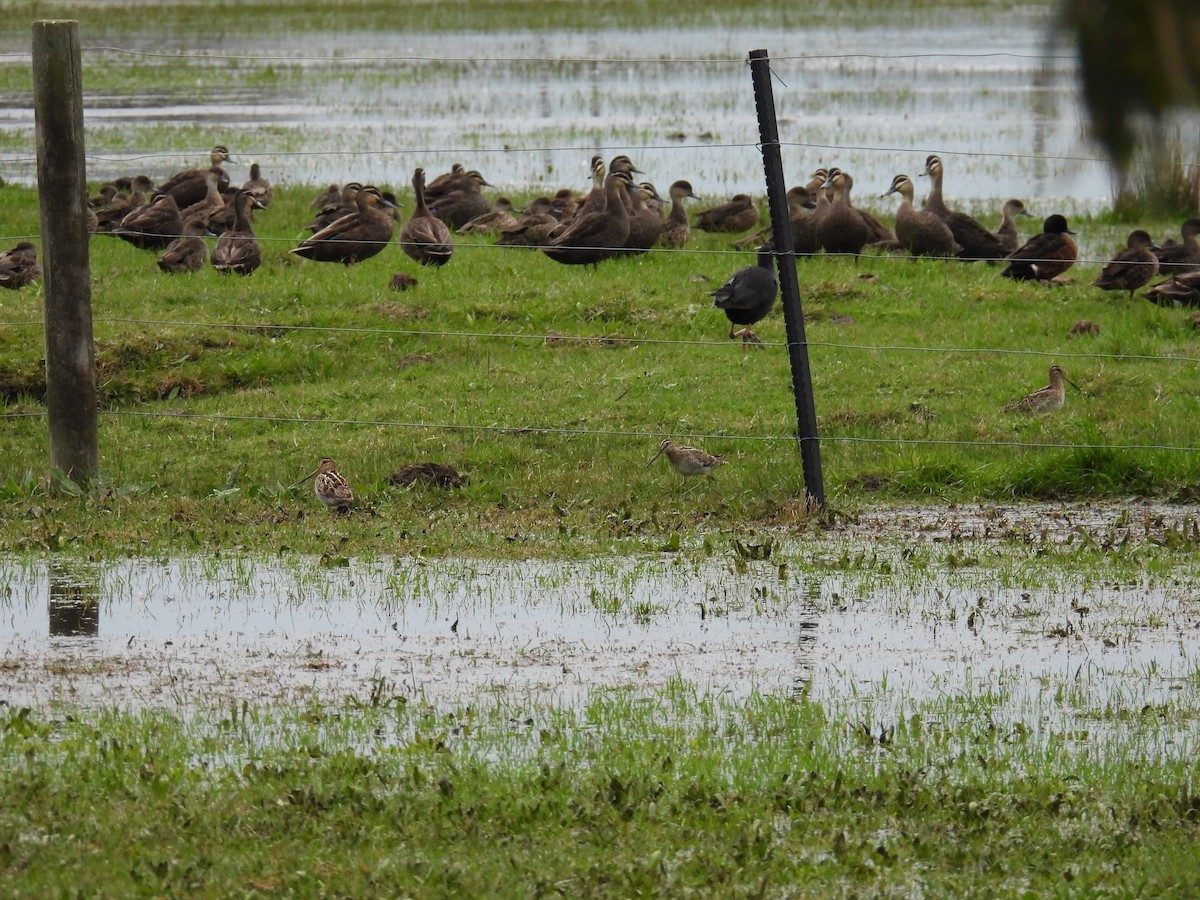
[1156,217,1200,275]
[817,170,871,257]
[115,193,184,251]
[457,197,518,235]
[212,190,266,275]
[710,244,777,352]
[696,193,760,234]
[1091,229,1160,298]
[309,183,341,211]
[179,168,226,230]
[291,186,396,265]
[241,162,273,207]
[995,199,1033,253]
[93,175,155,232]
[423,163,466,200]
[496,198,559,248]
[0,241,40,289]
[573,157,609,220]
[158,145,232,208]
[1000,214,1078,281]
[1145,268,1200,307]
[400,167,454,267]
[658,180,699,250]
[921,155,1009,261]
[156,219,210,274]
[308,182,363,233]
[428,170,491,231]
[882,174,959,258]
[620,181,665,254]
[542,172,630,266]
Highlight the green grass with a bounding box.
[2,692,1198,897]
[2,183,1200,556]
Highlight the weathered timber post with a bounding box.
[748,48,825,508]
[32,20,98,486]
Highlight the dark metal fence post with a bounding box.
[748,48,825,507]
[32,20,98,486]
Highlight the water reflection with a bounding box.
[47,561,100,638]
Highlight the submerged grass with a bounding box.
[2,182,1200,556]
[1,692,1198,896]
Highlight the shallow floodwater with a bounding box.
[3,517,1198,757]
[0,8,1131,207]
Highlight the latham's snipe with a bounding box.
[647,440,726,476]
[1002,365,1080,413]
[298,458,354,514]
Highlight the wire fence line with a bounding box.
[3,318,1198,367]
[1,408,1196,456]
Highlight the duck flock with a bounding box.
[4,146,1200,324]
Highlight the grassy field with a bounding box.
[1,183,1199,556]
[2,691,1199,896]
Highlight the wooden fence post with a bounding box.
[32,20,98,486]
[748,48,825,507]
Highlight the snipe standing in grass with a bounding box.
[298,458,354,515]
[1002,365,1080,413]
[646,440,726,477]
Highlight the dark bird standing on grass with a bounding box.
[1000,214,1078,282]
[291,186,396,265]
[400,167,454,266]
[0,241,40,289]
[212,190,266,275]
[710,244,777,352]
[1092,229,1160,299]
[298,458,354,515]
[647,440,727,477]
[156,219,210,274]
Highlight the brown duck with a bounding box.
[496,198,559,248]
[1156,217,1200,275]
[157,219,210,274]
[696,193,760,234]
[542,172,630,266]
[457,197,518,235]
[0,241,40,289]
[1091,229,1160,299]
[817,169,871,257]
[179,168,226,230]
[428,170,491,231]
[995,199,1034,253]
[308,182,363,233]
[115,193,184,251]
[620,181,665,254]
[882,174,959,258]
[400,167,454,267]
[1145,268,1200,307]
[241,162,273,207]
[921,154,1009,261]
[291,186,396,265]
[1000,214,1078,281]
[658,180,699,250]
[159,145,232,208]
[93,175,155,232]
[212,190,265,275]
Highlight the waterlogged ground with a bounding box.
[0,6,1123,206]
[2,503,1198,757]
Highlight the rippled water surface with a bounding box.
[0,7,1124,207]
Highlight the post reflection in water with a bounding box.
[48,561,100,638]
